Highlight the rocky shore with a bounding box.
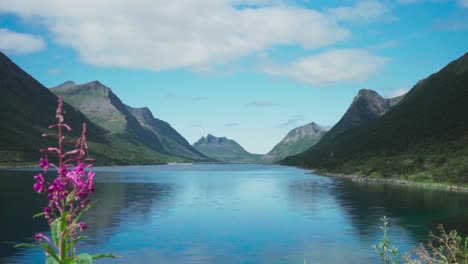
[314,171,468,193]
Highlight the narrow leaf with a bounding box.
[91,253,120,260]
[51,219,61,247]
[14,243,37,248]
[32,212,45,219]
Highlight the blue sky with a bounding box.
[1,0,467,154]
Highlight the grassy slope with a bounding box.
[51,82,179,164]
[282,52,468,184]
[0,52,171,166]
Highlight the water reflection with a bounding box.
[0,170,48,262]
[0,165,467,264]
[331,178,468,240]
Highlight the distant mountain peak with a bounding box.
[51,80,113,97]
[354,89,384,103]
[125,105,210,162]
[331,88,406,134]
[81,80,111,93]
[198,134,230,144]
[357,88,379,96]
[51,81,76,90]
[263,122,326,162]
[193,134,261,163]
[61,80,76,86]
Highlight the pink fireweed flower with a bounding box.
[33,174,45,193]
[39,157,48,167]
[43,207,51,219]
[77,222,88,231]
[34,233,51,244]
[26,97,116,261]
[87,171,95,193]
[39,157,49,171]
[34,233,44,242]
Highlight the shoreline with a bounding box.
[313,171,468,193]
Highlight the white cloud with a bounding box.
[325,0,395,23]
[261,49,389,86]
[0,28,45,54]
[0,0,351,71]
[459,0,468,7]
[397,0,468,8]
[47,68,61,75]
[276,115,304,128]
[388,88,409,98]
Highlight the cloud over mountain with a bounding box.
[0,28,45,54]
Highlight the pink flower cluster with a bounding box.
[32,97,94,236]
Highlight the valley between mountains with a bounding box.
[1,51,467,185]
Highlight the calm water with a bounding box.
[1,164,467,263]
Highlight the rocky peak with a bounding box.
[284,122,323,142]
[332,89,404,133]
[80,80,111,95]
[204,134,229,144]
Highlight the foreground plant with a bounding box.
[17,97,118,263]
[373,216,401,264]
[374,217,468,264]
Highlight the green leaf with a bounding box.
[66,191,75,204]
[67,235,87,252]
[62,258,77,264]
[46,256,60,264]
[91,253,120,260]
[72,202,94,225]
[40,243,60,263]
[76,253,93,264]
[51,219,61,247]
[14,243,37,248]
[32,212,45,219]
[59,212,70,260]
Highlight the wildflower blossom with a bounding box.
[19,97,117,262]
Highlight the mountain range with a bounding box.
[51,81,209,162]
[0,51,209,165]
[282,52,468,183]
[2,49,467,184]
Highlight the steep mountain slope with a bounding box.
[330,89,405,136]
[0,52,104,164]
[125,106,210,161]
[263,122,326,162]
[52,81,207,162]
[283,53,468,183]
[193,134,262,163]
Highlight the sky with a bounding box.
[0,0,467,154]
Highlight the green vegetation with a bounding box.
[0,52,183,166]
[374,217,468,264]
[52,81,211,163]
[282,53,468,184]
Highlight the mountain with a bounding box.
[0,52,100,164]
[125,106,210,161]
[282,53,468,184]
[193,134,262,163]
[330,89,405,135]
[51,81,208,162]
[263,122,326,162]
